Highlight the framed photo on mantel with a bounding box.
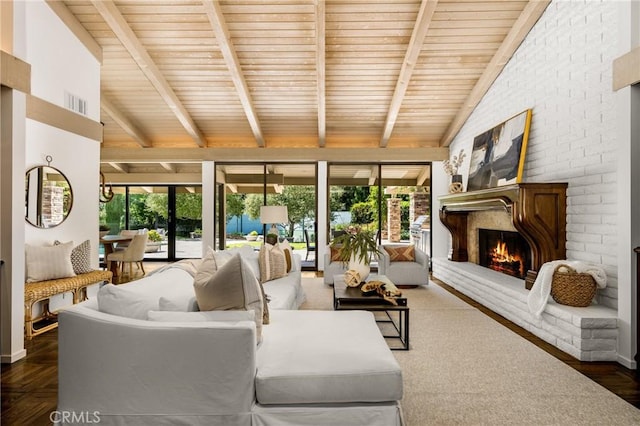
[467,109,532,191]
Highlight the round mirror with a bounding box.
[25,165,73,228]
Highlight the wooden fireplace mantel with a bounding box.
[439,183,567,289]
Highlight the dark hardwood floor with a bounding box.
[2,272,639,425]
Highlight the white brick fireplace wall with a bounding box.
[433,1,633,363]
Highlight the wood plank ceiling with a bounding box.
[54,0,550,183]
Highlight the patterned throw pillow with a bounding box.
[330,246,343,262]
[276,240,293,272]
[384,245,415,262]
[54,239,93,274]
[259,243,288,283]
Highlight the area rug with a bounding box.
[299,277,640,425]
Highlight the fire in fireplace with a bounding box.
[478,229,531,279]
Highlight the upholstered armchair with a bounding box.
[323,245,349,285]
[377,244,429,286]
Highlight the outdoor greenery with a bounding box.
[99,191,202,238]
[147,230,163,242]
[243,186,315,238]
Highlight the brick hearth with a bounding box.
[432,258,618,361]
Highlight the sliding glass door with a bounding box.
[328,163,432,259]
[215,163,317,270]
[99,185,202,262]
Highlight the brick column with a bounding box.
[410,192,429,223]
[387,198,401,242]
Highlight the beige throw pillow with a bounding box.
[193,253,266,339]
[276,240,293,272]
[25,242,75,282]
[259,243,287,283]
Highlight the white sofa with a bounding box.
[57,248,404,425]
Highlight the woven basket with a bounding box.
[551,264,597,307]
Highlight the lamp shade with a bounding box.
[260,205,288,225]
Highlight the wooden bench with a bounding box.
[24,270,113,339]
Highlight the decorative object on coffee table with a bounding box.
[330,225,378,282]
[344,269,361,287]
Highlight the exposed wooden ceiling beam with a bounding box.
[160,162,177,173]
[226,184,239,193]
[368,165,378,186]
[201,0,265,147]
[379,0,438,148]
[315,0,326,147]
[101,96,151,148]
[108,162,129,173]
[226,174,284,184]
[416,165,430,186]
[103,173,202,184]
[91,0,206,147]
[46,1,102,63]
[100,147,450,163]
[439,0,551,146]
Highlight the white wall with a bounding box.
[442,0,638,366]
[1,0,101,362]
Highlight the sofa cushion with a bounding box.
[147,309,255,323]
[158,295,198,312]
[258,244,287,283]
[97,268,195,319]
[256,310,403,405]
[25,242,75,282]
[193,253,265,339]
[384,244,415,262]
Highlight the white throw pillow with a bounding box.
[25,242,75,282]
[159,295,198,312]
[193,253,265,339]
[98,283,159,320]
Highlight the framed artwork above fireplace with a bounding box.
[467,109,532,191]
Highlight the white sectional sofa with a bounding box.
[57,247,404,425]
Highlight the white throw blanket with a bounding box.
[527,260,607,318]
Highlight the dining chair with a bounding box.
[304,229,316,261]
[107,233,148,278]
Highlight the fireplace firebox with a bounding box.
[479,229,531,279]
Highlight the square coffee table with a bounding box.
[333,274,409,350]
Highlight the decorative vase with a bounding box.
[348,255,370,282]
[449,174,463,193]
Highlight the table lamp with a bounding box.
[260,205,288,238]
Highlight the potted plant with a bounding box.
[330,225,379,281]
[99,224,110,238]
[145,230,164,253]
[265,233,279,245]
[245,230,259,241]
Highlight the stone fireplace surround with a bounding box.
[434,183,618,361]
